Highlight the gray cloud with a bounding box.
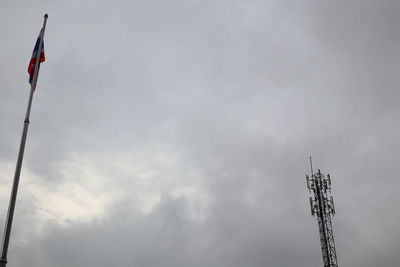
[0,1,399,267]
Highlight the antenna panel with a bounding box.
[309,197,315,216]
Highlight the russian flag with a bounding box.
[28,30,45,87]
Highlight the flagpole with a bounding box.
[0,14,48,267]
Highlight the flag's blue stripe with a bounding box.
[31,37,41,57]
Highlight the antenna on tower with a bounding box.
[305,158,339,267]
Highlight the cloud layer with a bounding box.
[0,1,399,267]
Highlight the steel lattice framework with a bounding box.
[306,162,338,267]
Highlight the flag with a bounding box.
[27,28,45,88]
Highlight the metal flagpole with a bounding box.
[0,14,48,267]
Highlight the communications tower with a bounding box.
[306,158,338,267]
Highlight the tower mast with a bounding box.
[306,157,338,267]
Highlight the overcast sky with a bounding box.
[0,1,399,267]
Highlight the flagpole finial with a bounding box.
[44,13,48,19]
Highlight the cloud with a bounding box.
[0,1,399,267]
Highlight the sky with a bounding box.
[0,1,399,267]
